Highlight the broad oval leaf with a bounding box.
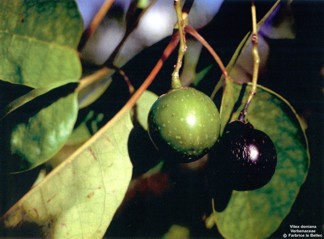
[0,0,82,47]
[213,81,310,239]
[2,91,156,238]
[135,90,158,130]
[0,0,83,87]
[1,84,78,172]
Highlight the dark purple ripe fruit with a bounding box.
[220,120,277,190]
[147,87,220,163]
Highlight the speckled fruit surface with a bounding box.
[147,87,220,163]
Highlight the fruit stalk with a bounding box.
[239,2,260,122]
[171,0,187,89]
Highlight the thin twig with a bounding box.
[76,67,113,93]
[239,1,260,122]
[78,0,115,51]
[102,0,157,67]
[250,2,260,95]
[171,0,187,89]
[76,1,160,104]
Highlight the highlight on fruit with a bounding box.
[218,120,277,191]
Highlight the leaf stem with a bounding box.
[76,67,113,93]
[76,64,135,107]
[171,0,187,89]
[239,1,260,122]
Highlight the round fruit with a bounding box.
[147,87,220,163]
[220,120,277,190]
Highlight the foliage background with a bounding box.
[106,1,323,237]
[0,0,323,238]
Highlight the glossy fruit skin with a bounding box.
[148,87,220,163]
[220,120,277,191]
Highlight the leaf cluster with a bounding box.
[0,1,316,238]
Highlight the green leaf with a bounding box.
[219,77,238,134]
[0,0,83,87]
[0,80,33,113]
[78,77,113,109]
[2,91,155,238]
[50,88,155,169]
[128,91,161,176]
[0,81,77,120]
[193,64,213,87]
[0,0,82,48]
[162,224,190,239]
[213,82,310,239]
[68,111,105,145]
[181,39,203,86]
[134,90,158,130]
[1,84,78,172]
[48,110,105,168]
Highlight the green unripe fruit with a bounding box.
[147,87,220,163]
